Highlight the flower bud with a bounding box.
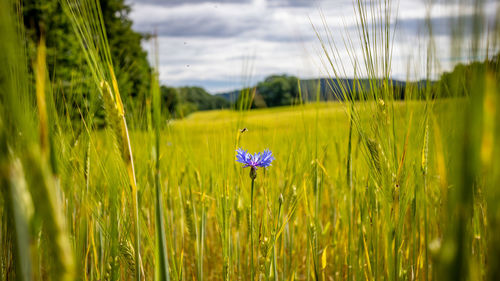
[249,166,257,180]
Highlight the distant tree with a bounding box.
[178,86,230,111]
[432,55,500,99]
[256,75,301,107]
[176,102,198,118]
[233,88,265,109]
[253,92,267,108]
[160,86,179,116]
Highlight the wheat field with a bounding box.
[1,0,500,280]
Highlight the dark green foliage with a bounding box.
[99,0,151,126]
[257,75,301,107]
[22,0,86,85]
[432,55,500,98]
[160,86,179,117]
[20,0,233,122]
[176,86,230,116]
[231,75,414,108]
[226,61,499,109]
[234,75,301,109]
[20,0,151,128]
[22,0,92,125]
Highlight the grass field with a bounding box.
[128,100,467,281]
[2,0,500,280]
[9,98,483,281]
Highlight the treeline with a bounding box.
[217,55,500,109]
[221,75,411,109]
[161,86,230,118]
[431,53,500,98]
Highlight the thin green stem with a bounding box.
[273,197,282,281]
[250,177,255,281]
[134,191,141,281]
[423,172,429,281]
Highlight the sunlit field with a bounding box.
[129,101,458,279]
[1,0,500,280]
[123,100,467,280]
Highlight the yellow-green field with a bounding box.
[67,100,475,280]
[2,0,500,280]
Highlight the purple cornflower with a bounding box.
[237,148,274,273]
[236,148,275,170]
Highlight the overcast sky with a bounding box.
[126,0,498,93]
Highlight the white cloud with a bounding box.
[128,0,499,93]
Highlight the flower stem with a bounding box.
[250,177,255,281]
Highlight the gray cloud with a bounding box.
[130,0,316,41]
[267,0,324,8]
[135,16,261,37]
[130,0,324,7]
[129,0,250,6]
[398,14,493,37]
[128,0,500,92]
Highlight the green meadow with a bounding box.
[1,0,500,280]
